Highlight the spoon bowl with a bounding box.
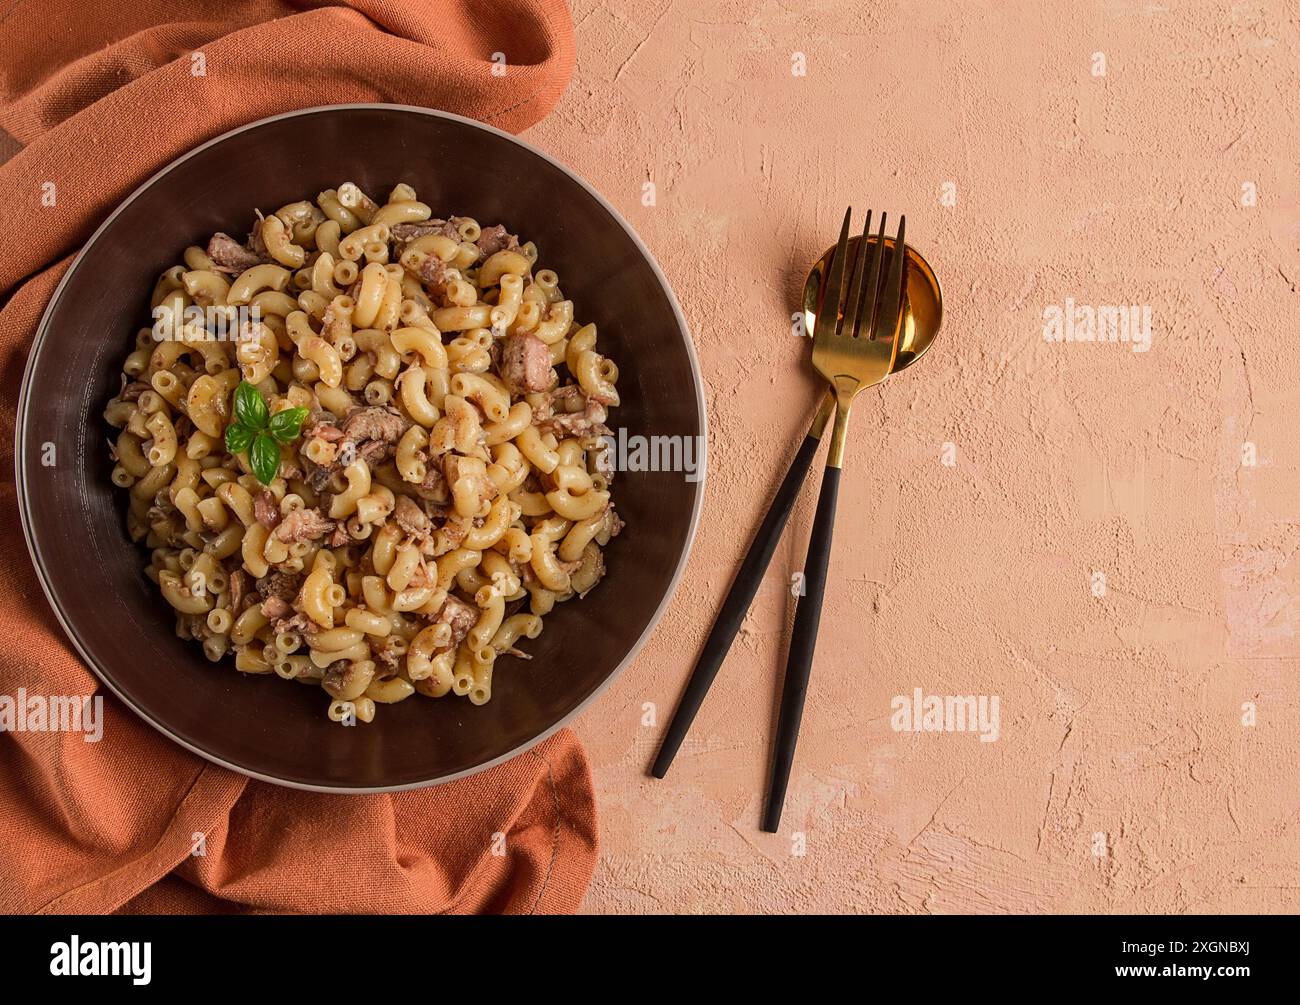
[802,235,943,372]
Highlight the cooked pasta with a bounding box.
[105,182,624,724]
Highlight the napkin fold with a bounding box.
[0,0,597,915]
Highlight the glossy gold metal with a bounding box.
[803,236,943,373]
[807,210,908,468]
[799,227,943,445]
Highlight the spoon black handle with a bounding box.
[762,462,841,832]
[650,424,824,779]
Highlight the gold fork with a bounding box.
[761,208,907,832]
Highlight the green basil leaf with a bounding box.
[267,406,310,444]
[225,422,254,454]
[234,380,269,430]
[249,432,281,485]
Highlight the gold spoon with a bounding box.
[798,235,944,436]
[651,235,942,781]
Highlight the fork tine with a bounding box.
[859,211,888,338]
[873,215,907,352]
[815,208,853,341]
[840,210,873,339]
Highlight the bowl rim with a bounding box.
[14,102,708,793]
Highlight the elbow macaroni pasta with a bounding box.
[104,182,624,724]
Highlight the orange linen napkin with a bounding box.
[0,0,597,915]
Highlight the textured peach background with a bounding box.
[526,1,1300,913]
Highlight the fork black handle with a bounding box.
[761,463,840,832]
[650,429,824,779]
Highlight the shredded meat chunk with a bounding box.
[178,613,211,641]
[335,405,411,469]
[305,463,333,493]
[436,594,479,648]
[206,232,266,275]
[253,490,281,529]
[418,255,453,294]
[373,636,404,673]
[419,464,449,504]
[260,596,293,621]
[391,220,461,246]
[499,332,555,394]
[323,660,368,699]
[256,571,300,605]
[475,224,519,258]
[535,387,611,439]
[341,404,410,444]
[535,384,581,414]
[393,495,432,539]
[303,411,344,442]
[313,423,344,442]
[272,612,315,636]
[358,439,392,467]
[545,403,609,438]
[273,507,336,543]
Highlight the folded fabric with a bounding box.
[0,0,597,915]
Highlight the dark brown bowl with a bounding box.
[15,105,705,791]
